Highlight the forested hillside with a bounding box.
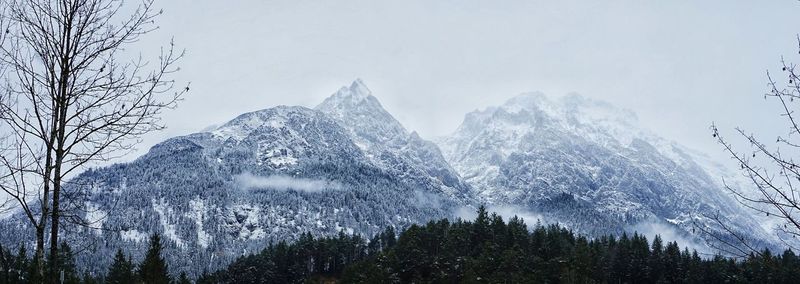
[200,207,799,283]
[0,103,464,276]
[2,207,798,283]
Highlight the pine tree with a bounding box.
[649,235,664,282]
[82,272,100,284]
[24,244,44,284]
[381,226,397,249]
[196,270,212,284]
[175,271,191,284]
[663,241,682,283]
[472,205,490,253]
[48,242,79,284]
[138,234,171,284]
[106,249,135,284]
[14,245,31,284]
[571,236,592,283]
[0,243,8,284]
[629,233,650,282]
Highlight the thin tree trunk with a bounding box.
[50,84,70,284]
[34,225,45,281]
[49,13,73,280]
[49,121,66,283]
[37,156,55,282]
[49,155,64,283]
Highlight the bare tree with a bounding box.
[0,0,187,281]
[710,36,800,255]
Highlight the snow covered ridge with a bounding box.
[0,79,778,277]
[0,79,467,277]
[438,91,778,251]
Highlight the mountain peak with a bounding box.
[316,79,389,116]
[349,78,371,96]
[328,78,372,105]
[316,79,384,114]
[316,79,408,151]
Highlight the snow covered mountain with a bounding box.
[316,79,472,201]
[0,81,466,276]
[0,81,779,277]
[437,92,774,250]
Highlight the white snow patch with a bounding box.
[120,229,148,242]
[256,143,299,168]
[333,222,354,234]
[270,155,298,167]
[187,197,212,248]
[85,202,106,235]
[152,199,186,248]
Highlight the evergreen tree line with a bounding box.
[205,206,800,283]
[4,206,800,283]
[0,241,80,284]
[0,234,190,284]
[197,228,398,283]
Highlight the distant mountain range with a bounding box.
[0,79,777,276]
[437,92,772,248]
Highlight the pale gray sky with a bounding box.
[124,0,800,163]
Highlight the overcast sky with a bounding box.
[121,0,800,163]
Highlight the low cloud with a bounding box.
[414,190,444,209]
[631,221,711,255]
[234,172,340,193]
[491,205,546,226]
[454,205,711,254]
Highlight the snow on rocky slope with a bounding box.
[316,79,472,201]
[0,81,466,276]
[0,82,780,277]
[437,92,776,250]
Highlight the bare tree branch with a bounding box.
[0,0,186,281]
[709,35,800,255]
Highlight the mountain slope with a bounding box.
[316,79,472,201]
[0,84,464,276]
[437,92,773,249]
[0,82,780,277]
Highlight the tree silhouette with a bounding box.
[106,249,135,284]
[138,234,170,284]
